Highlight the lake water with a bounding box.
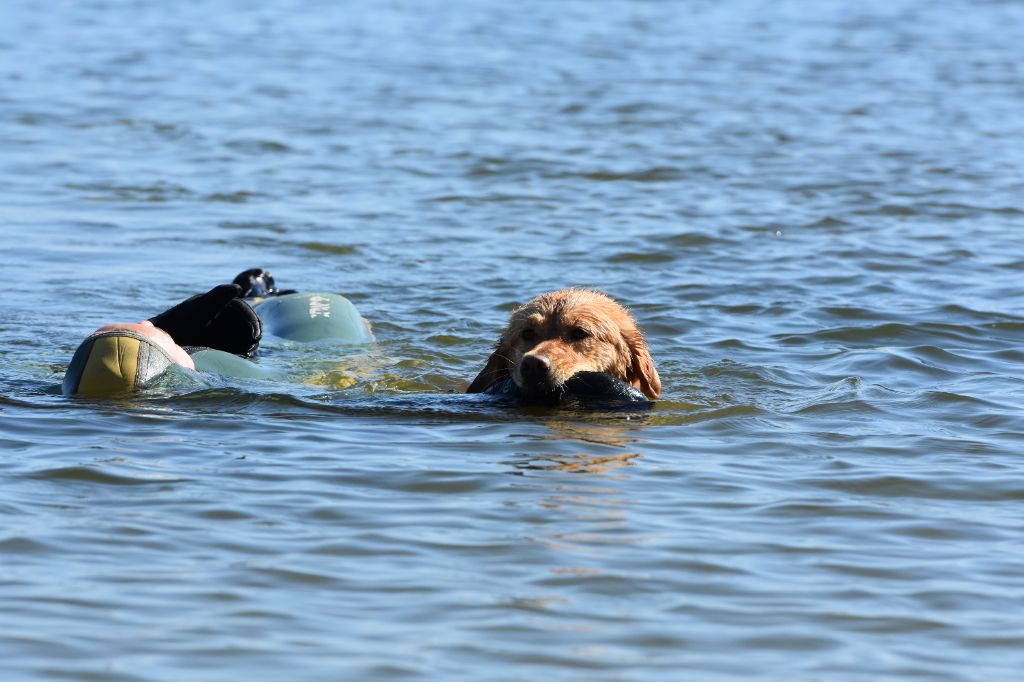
[2,0,1024,679]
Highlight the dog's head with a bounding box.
[467,289,660,400]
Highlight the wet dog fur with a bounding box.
[466,289,660,400]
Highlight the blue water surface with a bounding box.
[2,1,1024,680]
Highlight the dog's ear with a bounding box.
[466,342,511,393]
[623,328,661,399]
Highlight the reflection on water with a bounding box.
[511,452,640,475]
[509,418,644,474]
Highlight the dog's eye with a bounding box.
[521,328,536,342]
[568,327,590,342]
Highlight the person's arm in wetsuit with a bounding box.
[63,283,261,395]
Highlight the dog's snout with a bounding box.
[519,354,551,383]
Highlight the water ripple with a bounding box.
[27,465,189,486]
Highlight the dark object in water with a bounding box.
[485,372,652,410]
[148,283,263,356]
[232,267,297,298]
[148,269,299,357]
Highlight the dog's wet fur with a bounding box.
[467,289,660,403]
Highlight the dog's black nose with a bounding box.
[519,354,551,384]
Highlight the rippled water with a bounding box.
[3,0,1024,679]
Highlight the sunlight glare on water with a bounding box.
[1,0,1024,680]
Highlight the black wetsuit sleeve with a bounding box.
[148,283,262,356]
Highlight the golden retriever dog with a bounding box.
[466,289,660,400]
